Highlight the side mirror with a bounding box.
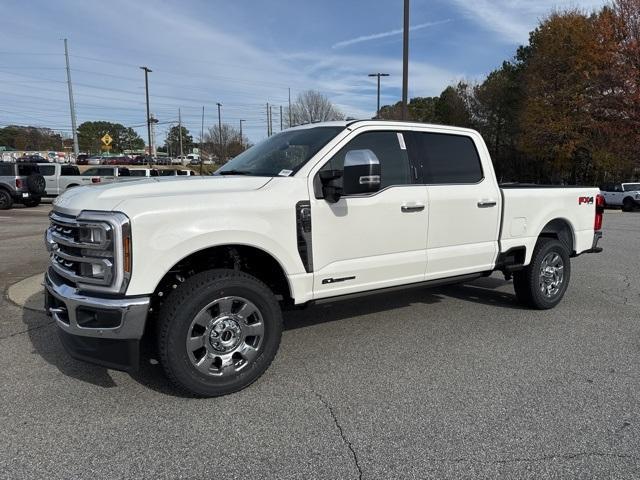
[343,149,380,195]
[318,169,343,203]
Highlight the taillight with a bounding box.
[15,178,22,188]
[91,177,101,183]
[595,193,604,231]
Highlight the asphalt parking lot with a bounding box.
[1,206,639,479]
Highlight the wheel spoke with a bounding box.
[236,302,257,319]
[195,355,214,374]
[218,353,236,375]
[217,297,234,314]
[187,335,205,352]
[237,342,259,362]
[243,321,264,337]
[192,309,212,328]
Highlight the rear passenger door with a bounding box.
[407,131,501,279]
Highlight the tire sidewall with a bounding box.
[0,190,12,210]
[161,271,282,396]
[530,239,571,309]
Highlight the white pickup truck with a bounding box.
[44,120,604,397]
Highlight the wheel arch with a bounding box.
[538,217,575,255]
[151,243,293,306]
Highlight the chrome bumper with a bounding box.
[44,269,150,340]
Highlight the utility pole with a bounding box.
[140,66,153,161]
[63,39,79,158]
[178,108,183,159]
[401,0,410,120]
[279,105,283,131]
[269,105,273,137]
[266,103,270,136]
[288,87,292,127]
[216,102,223,162]
[239,119,245,150]
[200,106,204,175]
[368,73,390,118]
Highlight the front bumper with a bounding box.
[44,269,150,371]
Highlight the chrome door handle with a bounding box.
[477,200,497,208]
[401,204,425,213]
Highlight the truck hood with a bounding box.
[52,176,272,214]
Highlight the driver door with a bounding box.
[309,130,429,299]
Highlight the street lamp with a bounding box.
[368,73,390,118]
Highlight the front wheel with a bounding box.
[0,190,12,210]
[513,238,571,309]
[157,269,283,397]
[622,197,635,212]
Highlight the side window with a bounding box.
[61,165,79,176]
[39,165,56,176]
[84,168,98,176]
[410,132,483,184]
[322,131,411,191]
[118,168,130,177]
[0,163,12,176]
[614,184,623,192]
[98,168,114,176]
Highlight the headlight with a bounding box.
[47,210,132,294]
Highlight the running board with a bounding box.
[310,272,486,306]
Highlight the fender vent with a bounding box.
[296,201,313,273]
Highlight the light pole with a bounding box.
[239,119,245,150]
[401,0,410,120]
[140,66,152,161]
[368,73,390,118]
[216,102,223,161]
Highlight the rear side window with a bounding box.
[98,168,114,176]
[118,168,130,177]
[129,170,147,177]
[39,165,56,176]
[0,163,13,176]
[61,165,79,175]
[17,164,39,176]
[410,132,483,184]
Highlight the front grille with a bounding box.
[47,211,115,288]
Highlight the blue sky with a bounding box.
[0,0,605,147]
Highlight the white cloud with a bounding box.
[449,0,607,44]
[332,20,452,49]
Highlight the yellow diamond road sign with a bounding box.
[101,133,113,146]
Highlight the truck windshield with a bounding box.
[216,126,344,176]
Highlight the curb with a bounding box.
[6,273,45,312]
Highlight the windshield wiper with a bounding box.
[216,170,253,176]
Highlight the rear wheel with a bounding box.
[0,190,13,210]
[513,238,571,309]
[622,197,635,212]
[157,269,282,397]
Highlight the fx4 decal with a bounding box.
[578,196,594,205]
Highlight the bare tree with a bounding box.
[204,123,249,162]
[286,90,344,127]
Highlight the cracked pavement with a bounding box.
[1,206,639,479]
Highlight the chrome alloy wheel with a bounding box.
[539,252,564,298]
[185,296,264,376]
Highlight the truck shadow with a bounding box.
[21,275,519,397]
[22,307,118,389]
[284,275,519,331]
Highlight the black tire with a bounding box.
[22,198,40,208]
[157,268,282,397]
[513,238,571,310]
[0,189,13,210]
[622,197,634,212]
[26,173,46,195]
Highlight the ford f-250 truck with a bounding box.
[44,120,604,397]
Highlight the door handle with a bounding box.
[401,203,425,213]
[477,200,497,208]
